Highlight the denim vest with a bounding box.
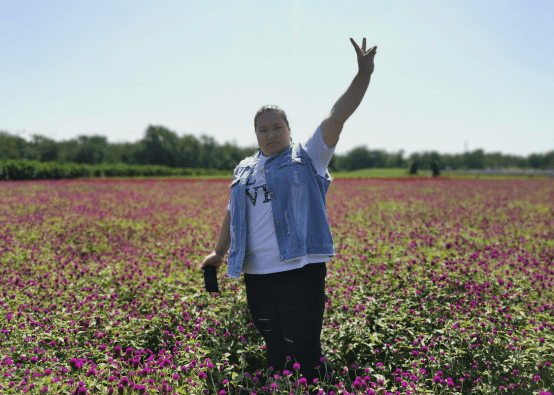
[226,143,335,278]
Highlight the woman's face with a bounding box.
[255,112,291,157]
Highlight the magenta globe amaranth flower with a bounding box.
[353,380,363,390]
[69,358,82,369]
[113,346,122,358]
[293,363,300,371]
[125,347,133,357]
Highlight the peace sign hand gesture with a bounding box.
[350,37,377,75]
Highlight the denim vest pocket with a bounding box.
[278,159,307,186]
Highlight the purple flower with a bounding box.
[119,377,129,387]
[113,346,122,358]
[293,363,300,371]
[125,347,133,357]
[98,345,106,351]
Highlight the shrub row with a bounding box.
[0,159,233,181]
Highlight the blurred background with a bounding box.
[1,0,553,171]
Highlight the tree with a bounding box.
[387,149,406,168]
[0,132,22,159]
[175,134,201,168]
[30,135,60,162]
[342,146,372,171]
[74,135,108,164]
[134,125,180,167]
[197,134,218,169]
[464,149,485,169]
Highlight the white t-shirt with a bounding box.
[227,124,335,275]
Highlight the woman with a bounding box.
[200,38,377,394]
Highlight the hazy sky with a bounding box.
[1,0,552,157]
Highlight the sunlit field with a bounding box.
[0,177,553,395]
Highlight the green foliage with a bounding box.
[2,128,553,174]
[0,159,233,180]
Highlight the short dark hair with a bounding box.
[254,105,293,150]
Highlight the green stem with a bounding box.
[208,369,217,394]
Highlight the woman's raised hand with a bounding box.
[350,37,377,75]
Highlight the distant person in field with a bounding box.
[200,37,377,393]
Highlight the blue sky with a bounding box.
[1,0,552,157]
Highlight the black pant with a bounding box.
[244,262,337,393]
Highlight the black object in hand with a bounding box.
[203,266,219,293]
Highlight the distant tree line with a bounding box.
[1,126,553,172]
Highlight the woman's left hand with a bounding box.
[350,37,377,75]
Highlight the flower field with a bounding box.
[0,177,553,395]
